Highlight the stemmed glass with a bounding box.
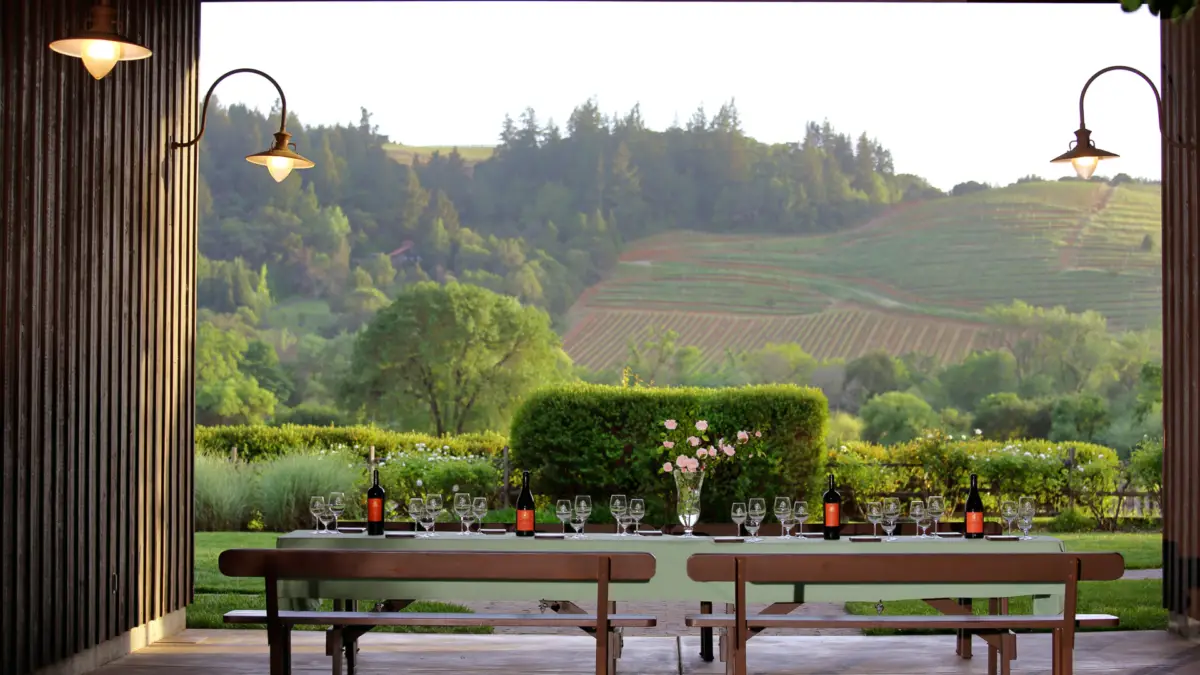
[774,497,792,539]
[309,496,327,534]
[629,499,646,534]
[1017,497,1035,540]
[611,495,628,536]
[882,498,900,541]
[454,493,472,535]
[927,496,946,537]
[556,500,573,534]
[569,511,586,539]
[866,501,882,537]
[328,492,345,534]
[792,502,808,537]
[1000,500,1018,535]
[747,498,766,543]
[423,495,443,537]
[909,500,925,539]
[316,504,333,534]
[575,496,592,539]
[472,497,488,533]
[916,508,932,538]
[408,498,425,535]
[731,502,747,537]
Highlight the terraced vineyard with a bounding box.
[564,181,1162,370]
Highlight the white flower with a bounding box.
[926,434,933,439]
[1024,452,1033,457]
[1078,465,1085,472]
[961,435,967,440]
[443,445,450,450]
[840,445,848,452]
[452,484,459,492]
[975,429,982,435]
[416,479,423,487]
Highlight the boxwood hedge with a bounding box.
[508,384,828,524]
[195,424,507,462]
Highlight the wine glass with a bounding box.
[882,497,900,541]
[407,497,425,535]
[731,502,747,537]
[316,504,333,534]
[774,497,792,539]
[909,500,925,539]
[747,498,766,543]
[569,510,586,539]
[575,495,592,539]
[629,498,646,533]
[792,501,809,537]
[927,495,946,537]
[425,494,443,537]
[1018,497,1035,540]
[454,493,472,535]
[1000,500,1018,535]
[916,509,932,538]
[556,499,573,534]
[472,497,488,533]
[611,495,628,536]
[866,501,882,537]
[309,496,327,534]
[327,492,346,534]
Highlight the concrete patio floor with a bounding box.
[91,629,1200,674]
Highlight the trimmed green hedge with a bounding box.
[195,424,507,463]
[509,384,828,524]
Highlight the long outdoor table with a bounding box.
[276,531,1067,613]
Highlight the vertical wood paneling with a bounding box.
[1162,14,1200,625]
[0,1,199,673]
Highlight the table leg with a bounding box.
[987,599,998,675]
[608,601,620,675]
[699,602,714,662]
[956,598,973,659]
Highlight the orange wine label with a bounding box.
[368,498,383,522]
[966,511,983,533]
[825,503,840,528]
[516,509,535,532]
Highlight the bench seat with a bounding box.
[684,612,1119,630]
[225,609,656,628]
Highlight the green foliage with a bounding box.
[195,322,277,424]
[377,446,502,506]
[272,402,349,426]
[257,451,365,532]
[195,424,507,463]
[1128,437,1163,503]
[194,454,257,531]
[1049,508,1097,533]
[1050,393,1111,443]
[973,393,1053,440]
[825,411,863,446]
[340,282,569,434]
[1121,0,1195,20]
[860,391,938,445]
[509,384,828,525]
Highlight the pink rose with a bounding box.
[737,430,749,442]
[663,441,675,449]
[696,447,708,458]
[688,436,701,447]
[662,462,673,473]
[665,419,678,430]
[695,420,708,431]
[755,431,762,438]
[677,454,688,467]
[724,445,736,457]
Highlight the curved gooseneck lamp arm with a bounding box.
[171,67,288,149]
[1077,65,1193,151]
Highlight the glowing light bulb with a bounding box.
[1071,156,1100,180]
[266,156,295,183]
[80,39,121,80]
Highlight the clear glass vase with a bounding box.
[674,469,705,537]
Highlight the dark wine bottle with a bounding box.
[823,474,841,540]
[366,468,385,536]
[515,470,535,537]
[965,473,984,539]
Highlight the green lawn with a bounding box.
[1055,532,1161,570]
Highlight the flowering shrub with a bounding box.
[657,419,765,474]
[377,442,501,506]
[830,434,1123,524]
[195,424,506,462]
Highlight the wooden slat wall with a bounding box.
[0,1,200,673]
[1161,14,1200,624]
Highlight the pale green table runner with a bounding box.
[275,532,1066,614]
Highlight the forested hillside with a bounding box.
[196,97,932,423]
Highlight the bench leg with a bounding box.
[699,601,715,662]
[330,629,344,675]
[270,625,293,675]
[1052,628,1063,675]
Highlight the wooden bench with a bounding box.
[218,549,657,675]
[684,552,1124,675]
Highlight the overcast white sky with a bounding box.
[200,2,1162,191]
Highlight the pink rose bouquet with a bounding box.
[657,418,765,474]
